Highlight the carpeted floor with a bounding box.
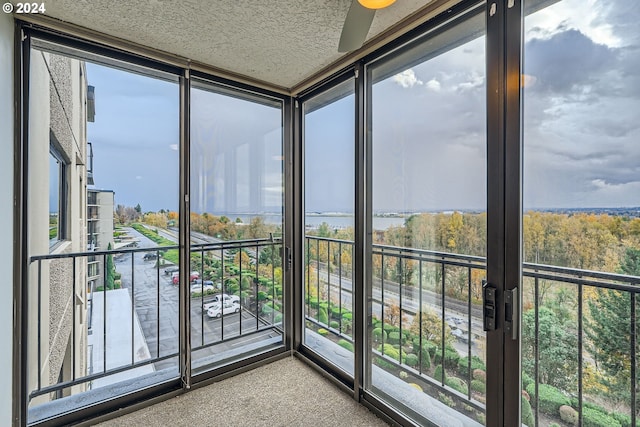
[95,356,390,427]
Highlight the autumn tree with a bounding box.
[383,302,407,328]
[409,307,452,346]
[585,247,640,402]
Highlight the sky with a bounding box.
[84,0,640,214]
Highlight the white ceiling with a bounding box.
[39,0,440,90]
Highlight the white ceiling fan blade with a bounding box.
[338,0,376,53]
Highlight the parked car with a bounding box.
[143,253,157,261]
[171,271,199,285]
[206,301,240,318]
[201,293,240,312]
[190,282,215,295]
[164,266,179,276]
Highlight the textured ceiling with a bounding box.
[39,0,436,89]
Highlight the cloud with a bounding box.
[392,69,423,88]
[136,176,142,180]
[169,144,178,151]
[524,29,616,93]
[425,78,441,92]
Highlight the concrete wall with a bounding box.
[0,11,14,427]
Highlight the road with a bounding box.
[313,262,486,343]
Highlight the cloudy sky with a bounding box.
[86,0,639,214]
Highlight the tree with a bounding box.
[522,306,578,391]
[105,242,116,290]
[585,247,640,403]
[409,307,452,346]
[383,302,406,328]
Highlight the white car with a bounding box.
[206,301,240,318]
[201,294,240,312]
[190,282,214,295]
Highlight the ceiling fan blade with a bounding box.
[338,0,376,53]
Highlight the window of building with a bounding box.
[49,148,66,246]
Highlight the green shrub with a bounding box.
[423,341,438,356]
[342,312,352,321]
[308,297,319,309]
[583,407,621,427]
[274,313,282,323]
[375,356,396,370]
[388,331,401,345]
[372,328,387,343]
[420,346,431,369]
[471,379,485,393]
[412,337,422,353]
[403,353,419,367]
[377,343,400,360]
[317,328,329,336]
[522,395,535,427]
[330,306,342,319]
[257,291,269,301]
[526,383,570,415]
[227,283,240,295]
[438,392,454,407]
[433,365,445,382]
[383,323,397,332]
[522,372,534,390]
[329,320,340,329]
[338,339,354,352]
[318,307,329,324]
[610,412,632,427]
[457,355,486,377]
[445,376,468,394]
[435,348,460,370]
[559,405,578,426]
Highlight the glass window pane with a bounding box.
[190,79,284,373]
[367,8,486,426]
[522,0,640,425]
[303,78,355,376]
[27,41,180,422]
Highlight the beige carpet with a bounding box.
[95,356,390,427]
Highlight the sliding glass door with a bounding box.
[365,6,488,425]
[189,78,285,374]
[522,0,640,425]
[301,77,356,377]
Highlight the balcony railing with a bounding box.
[305,235,640,426]
[27,237,283,408]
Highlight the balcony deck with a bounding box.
[94,356,389,427]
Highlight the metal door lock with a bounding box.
[483,280,497,331]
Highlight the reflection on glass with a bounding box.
[303,79,355,376]
[367,9,486,426]
[27,41,180,421]
[189,80,284,372]
[522,0,640,425]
